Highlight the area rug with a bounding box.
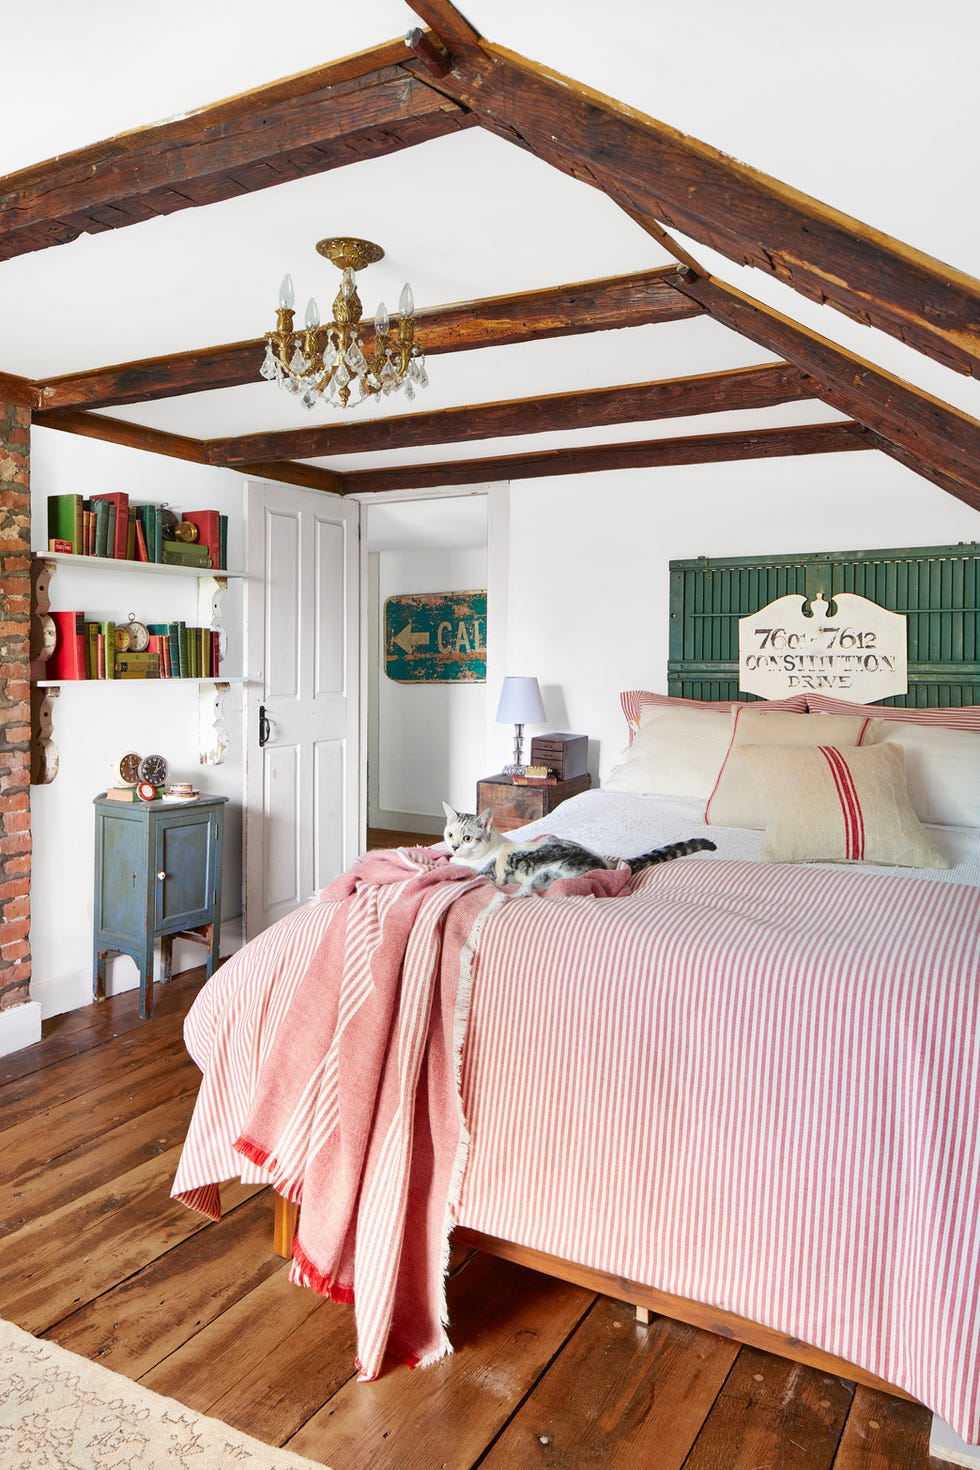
[0,1317,331,1469]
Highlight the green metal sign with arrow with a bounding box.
[383,590,487,683]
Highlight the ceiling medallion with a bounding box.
[260,236,428,410]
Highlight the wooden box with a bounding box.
[529,732,588,780]
[476,773,591,832]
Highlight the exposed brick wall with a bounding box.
[0,398,32,1010]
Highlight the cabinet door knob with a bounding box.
[157,871,167,881]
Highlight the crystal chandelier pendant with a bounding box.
[260,343,278,381]
[261,236,427,411]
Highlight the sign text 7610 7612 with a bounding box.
[384,591,487,684]
[738,591,908,701]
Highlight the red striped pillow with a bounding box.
[806,694,980,731]
[620,690,808,739]
[739,743,950,868]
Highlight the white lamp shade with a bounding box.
[495,676,545,724]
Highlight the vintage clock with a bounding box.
[112,751,142,786]
[117,615,150,653]
[137,753,170,787]
[158,508,178,543]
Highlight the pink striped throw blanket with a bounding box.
[174,846,629,1380]
[233,848,499,1379]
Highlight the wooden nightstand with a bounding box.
[475,772,591,832]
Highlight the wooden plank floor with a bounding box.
[0,967,947,1470]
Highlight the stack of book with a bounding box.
[46,494,228,568]
[42,613,220,680]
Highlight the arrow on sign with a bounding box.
[393,623,431,655]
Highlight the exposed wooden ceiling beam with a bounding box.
[31,403,868,498]
[410,29,980,378]
[0,42,472,262]
[407,2,483,55]
[0,372,42,411]
[339,421,870,494]
[33,410,210,465]
[36,269,701,411]
[206,362,812,465]
[668,267,980,511]
[236,461,346,493]
[31,408,348,491]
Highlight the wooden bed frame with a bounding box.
[271,1194,915,1403]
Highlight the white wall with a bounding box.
[492,452,980,782]
[370,545,488,829]
[29,428,246,1019]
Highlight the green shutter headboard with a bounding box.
[668,542,980,707]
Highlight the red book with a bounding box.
[134,518,149,562]
[183,510,221,569]
[91,492,130,559]
[47,610,87,680]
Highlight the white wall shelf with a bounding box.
[34,677,246,687]
[37,551,246,579]
[31,552,244,781]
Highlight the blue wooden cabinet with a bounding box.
[93,794,227,1019]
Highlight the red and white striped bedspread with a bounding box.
[174,855,980,1441]
[455,858,980,1442]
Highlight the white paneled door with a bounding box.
[244,482,360,939]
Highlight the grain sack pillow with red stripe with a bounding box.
[739,742,951,867]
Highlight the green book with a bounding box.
[91,498,110,557]
[100,620,116,679]
[115,651,161,678]
[47,494,83,553]
[84,621,100,679]
[162,540,212,567]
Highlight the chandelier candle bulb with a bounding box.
[305,298,319,330]
[278,274,294,309]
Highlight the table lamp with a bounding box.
[496,676,545,775]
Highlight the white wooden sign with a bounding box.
[738,591,908,700]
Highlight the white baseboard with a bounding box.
[0,1001,42,1057]
[369,807,444,837]
[32,916,246,1025]
[932,1417,980,1467]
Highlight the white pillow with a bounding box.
[603,703,731,799]
[869,720,980,827]
[705,706,873,829]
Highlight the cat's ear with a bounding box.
[442,801,458,822]
[477,809,494,831]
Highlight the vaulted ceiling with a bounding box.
[2,0,978,510]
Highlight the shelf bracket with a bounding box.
[30,557,59,784]
[199,681,230,766]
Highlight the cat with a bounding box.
[442,802,716,895]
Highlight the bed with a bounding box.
[171,688,980,1442]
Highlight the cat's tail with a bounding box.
[627,837,717,874]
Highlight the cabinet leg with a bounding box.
[160,935,173,985]
[137,942,153,1020]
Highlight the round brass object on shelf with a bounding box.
[174,521,199,542]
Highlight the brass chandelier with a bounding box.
[260,236,429,410]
